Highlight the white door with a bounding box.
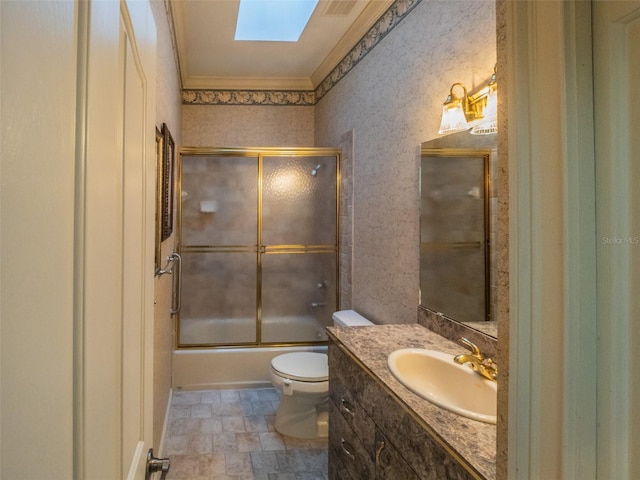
[79,1,157,478]
[593,1,640,478]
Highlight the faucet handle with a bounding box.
[456,338,498,381]
[461,337,483,359]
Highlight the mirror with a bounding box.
[420,131,497,338]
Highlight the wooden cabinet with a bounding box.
[328,338,478,480]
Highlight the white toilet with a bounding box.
[269,309,373,439]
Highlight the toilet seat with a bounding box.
[271,352,328,382]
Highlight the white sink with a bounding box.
[387,348,497,424]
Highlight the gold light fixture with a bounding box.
[438,68,498,136]
[437,83,471,134]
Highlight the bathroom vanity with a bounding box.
[327,324,496,480]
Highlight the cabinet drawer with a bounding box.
[329,370,376,453]
[375,429,421,480]
[329,399,375,480]
[367,375,476,480]
[329,341,378,415]
[328,451,355,480]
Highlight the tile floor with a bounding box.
[164,387,329,479]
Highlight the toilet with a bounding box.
[269,309,373,439]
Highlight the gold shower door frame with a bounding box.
[177,147,341,349]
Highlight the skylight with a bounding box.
[235,0,319,42]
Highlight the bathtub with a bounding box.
[173,315,329,390]
[179,315,328,345]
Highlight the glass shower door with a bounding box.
[179,155,258,346]
[260,155,338,344]
[177,150,339,348]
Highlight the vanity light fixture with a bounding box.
[437,83,470,134]
[438,67,498,136]
[471,69,497,135]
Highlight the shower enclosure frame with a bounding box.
[419,147,492,323]
[176,146,342,350]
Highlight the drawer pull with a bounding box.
[340,438,355,459]
[340,397,355,416]
[375,441,388,468]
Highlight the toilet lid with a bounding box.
[271,352,328,381]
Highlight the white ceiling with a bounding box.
[171,0,394,90]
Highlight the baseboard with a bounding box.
[174,380,273,391]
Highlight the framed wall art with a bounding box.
[161,123,175,242]
[155,127,164,273]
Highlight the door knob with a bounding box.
[146,448,170,480]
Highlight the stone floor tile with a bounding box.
[225,452,253,475]
[164,387,327,478]
[240,400,255,416]
[165,434,189,455]
[294,472,327,480]
[201,390,223,404]
[252,401,277,416]
[250,451,280,475]
[165,455,200,478]
[169,404,192,419]
[268,473,296,480]
[192,403,213,418]
[169,417,199,436]
[221,401,249,416]
[244,415,269,433]
[172,391,202,405]
[259,432,286,451]
[282,436,311,450]
[276,450,310,473]
[213,431,239,453]
[258,389,281,402]
[199,452,227,476]
[188,434,213,455]
[237,432,262,453]
[238,389,261,402]
[299,450,327,472]
[221,389,241,403]
[199,417,224,434]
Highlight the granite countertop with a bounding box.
[327,323,496,480]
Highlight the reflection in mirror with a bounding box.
[420,131,497,338]
[420,150,489,322]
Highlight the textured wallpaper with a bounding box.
[151,0,183,451]
[314,0,497,325]
[182,105,314,147]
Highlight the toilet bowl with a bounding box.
[270,352,329,439]
[270,309,372,439]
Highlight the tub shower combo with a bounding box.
[173,148,341,391]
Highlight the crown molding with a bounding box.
[310,0,394,87]
[183,76,314,91]
[314,0,421,101]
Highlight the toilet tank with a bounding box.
[332,309,373,327]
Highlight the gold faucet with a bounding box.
[454,338,498,381]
